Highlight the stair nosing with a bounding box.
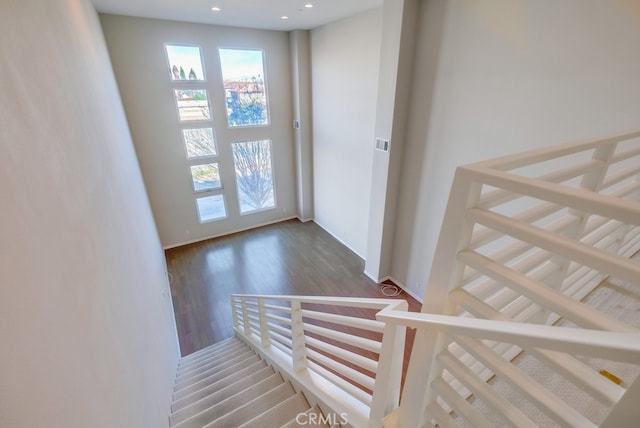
[173,354,263,400]
[175,348,255,385]
[170,372,285,427]
[178,340,246,368]
[237,391,310,428]
[179,337,237,360]
[171,360,270,412]
[200,382,297,428]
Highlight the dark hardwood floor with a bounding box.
[165,218,422,384]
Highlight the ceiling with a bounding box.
[91,0,383,32]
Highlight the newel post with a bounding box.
[397,169,483,426]
[290,300,308,372]
[601,374,640,428]
[370,302,408,428]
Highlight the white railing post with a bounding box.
[601,373,640,427]
[290,300,308,372]
[258,297,270,348]
[370,302,408,428]
[396,329,449,427]
[241,296,252,337]
[538,143,618,324]
[422,169,483,314]
[397,169,483,426]
[230,296,240,330]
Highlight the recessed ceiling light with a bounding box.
[304,2,314,8]
[281,15,289,20]
[211,6,221,11]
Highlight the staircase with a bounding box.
[169,337,332,427]
[172,130,640,427]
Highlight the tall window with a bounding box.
[164,44,277,225]
[166,44,227,223]
[219,49,269,127]
[232,140,275,214]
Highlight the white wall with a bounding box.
[100,15,296,248]
[311,8,383,258]
[392,0,640,299]
[0,0,178,427]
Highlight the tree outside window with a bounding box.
[232,140,275,214]
[219,49,269,127]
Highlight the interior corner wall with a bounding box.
[0,0,178,427]
[391,0,640,300]
[311,7,383,258]
[290,30,314,222]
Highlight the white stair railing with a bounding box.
[229,130,640,427]
[379,312,640,427]
[230,294,408,428]
[393,129,640,427]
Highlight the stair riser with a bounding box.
[238,392,310,428]
[178,342,246,370]
[171,374,285,427]
[177,344,248,375]
[178,337,238,363]
[170,338,319,428]
[170,366,276,422]
[175,349,255,386]
[171,360,269,412]
[173,355,261,400]
[204,382,296,428]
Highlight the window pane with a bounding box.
[174,89,211,122]
[196,195,226,222]
[190,163,221,192]
[232,140,275,214]
[165,45,205,81]
[183,128,217,159]
[219,49,269,127]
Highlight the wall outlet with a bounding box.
[375,137,390,152]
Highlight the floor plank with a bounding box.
[165,219,421,375]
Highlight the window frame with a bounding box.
[218,47,271,129]
[164,43,207,82]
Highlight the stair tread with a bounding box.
[178,343,248,374]
[238,391,310,428]
[175,348,255,386]
[179,340,246,368]
[179,337,238,362]
[173,354,261,399]
[171,365,276,422]
[171,372,285,427]
[202,382,297,428]
[171,360,269,412]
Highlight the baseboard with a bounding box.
[364,269,381,283]
[297,216,314,223]
[312,220,366,260]
[162,216,298,250]
[387,276,424,304]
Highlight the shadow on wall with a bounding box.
[391,0,448,292]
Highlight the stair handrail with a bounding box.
[377,310,640,427]
[377,310,640,363]
[399,129,640,427]
[230,293,409,428]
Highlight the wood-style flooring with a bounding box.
[165,219,421,360]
